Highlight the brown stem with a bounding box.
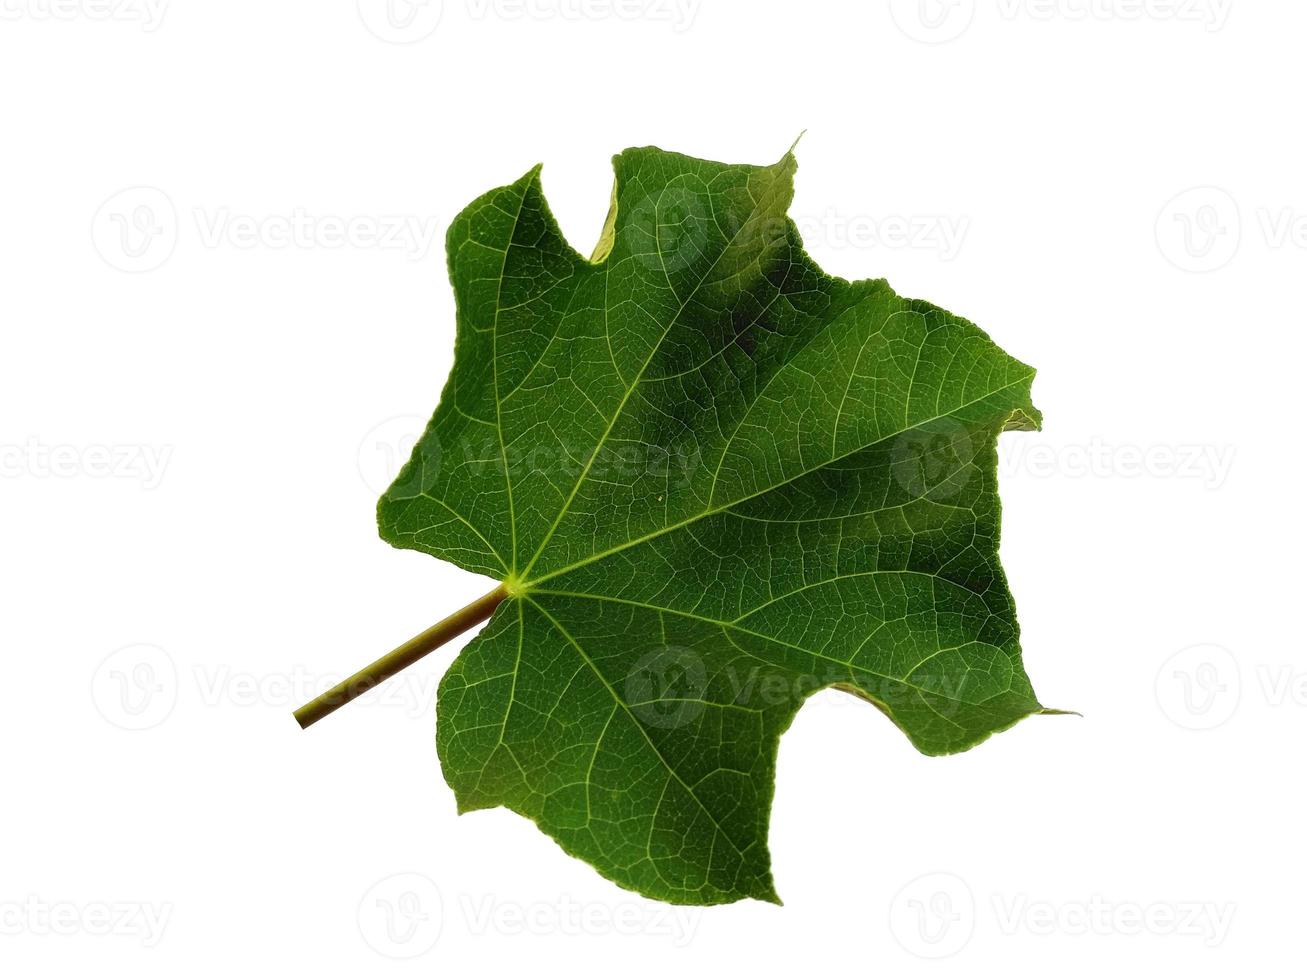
[293,584,509,729]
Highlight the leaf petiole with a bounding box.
[293,583,509,729]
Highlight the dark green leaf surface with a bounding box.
[379,146,1045,905]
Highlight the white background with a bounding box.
[0,0,1299,976]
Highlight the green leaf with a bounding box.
[379,145,1046,906]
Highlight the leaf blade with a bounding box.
[380,145,1047,904]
